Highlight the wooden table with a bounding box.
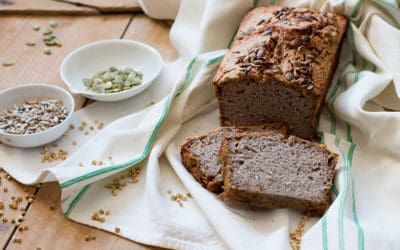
[0,1,177,249]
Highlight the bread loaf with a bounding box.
[213,6,348,139]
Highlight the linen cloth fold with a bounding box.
[1,0,399,249]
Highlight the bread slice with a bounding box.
[180,124,286,193]
[219,132,338,216]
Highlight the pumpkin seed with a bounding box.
[25,41,36,46]
[83,67,143,94]
[42,27,52,35]
[2,61,14,67]
[43,48,52,55]
[49,20,58,28]
[33,24,40,31]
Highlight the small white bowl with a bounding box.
[0,84,75,148]
[60,39,164,102]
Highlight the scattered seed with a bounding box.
[79,162,84,167]
[49,20,58,28]
[146,101,155,107]
[25,41,36,46]
[9,203,18,210]
[50,203,57,210]
[3,187,8,193]
[91,211,105,223]
[115,227,120,233]
[42,27,52,35]
[72,140,77,146]
[33,24,40,31]
[13,237,22,243]
[169,192,189,207]
[43,48,51,55]
[2,61,14,67]
[105,210,110,215]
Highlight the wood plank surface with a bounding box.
[6,183,157,250]
[1,13,177,249]
[0,169,36,247]
[0,15,132,109]
[0,0,99,15]
[0,14,133,248]
[54,0,141,13]
[124,14,178,62]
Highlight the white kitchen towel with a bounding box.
[0,0,400,249]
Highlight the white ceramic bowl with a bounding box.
[60,39,163,102]
[0,84,75,148]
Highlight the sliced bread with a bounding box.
[180,123,286,193]
[219,132,338,215]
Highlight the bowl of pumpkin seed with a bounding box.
[60,39,163,102]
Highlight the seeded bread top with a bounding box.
[213,6,348,97]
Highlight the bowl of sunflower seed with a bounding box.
[0,84,74,148]
[60,39,163,102]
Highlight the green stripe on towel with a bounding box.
[60,95,171,189]
[60,54,224,189]
[64,184,91,217]
[61,54,225,218]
